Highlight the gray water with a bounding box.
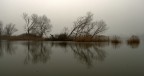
[0,41,144,76]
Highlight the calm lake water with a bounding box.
[0,41,144,76]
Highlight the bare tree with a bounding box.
[23,13,38,34]
[68,12,107,39]
[68,12,93,38]
[91,20,107,38]
[23,13,52,37]
[35,15,52,37]
[4,23,18,36]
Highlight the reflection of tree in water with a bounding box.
[69,42,106,67]
[0,41,16,58]
[95,42,110,48]
[50,41,68,52]
[24,41,52,64]
[0,41,3,58]
[5,41,16,55]
[127,42,140,48]
[50,42,107,67]
[111,42,122,49]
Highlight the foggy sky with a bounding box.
[0,0,144,37]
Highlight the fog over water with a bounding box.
[0,0,144,37]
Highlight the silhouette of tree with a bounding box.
[68,12,107,39]
[23,13,52,37]
[68,12,93,38]
[23,13,38,35]
[3,23,18,36]
[91,20,107,38]
[34,15,52,37]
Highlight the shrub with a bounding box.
[127,35,140,44]
[49,33,69,41]
[127,35,140,48]
[111,36,122,43]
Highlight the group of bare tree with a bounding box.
[0,21,17,37]
[0,12,52,38]
[1,12,107,40]
[49,12,107,41]
[23,13,52,37]
[68,12,107,39]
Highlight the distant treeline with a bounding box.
[0,12,107,41]
[0,12,141,43]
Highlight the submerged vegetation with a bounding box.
[127,35,140,44]
[110,36,122,48]
[111,35,122,44]
[127,35,140,48]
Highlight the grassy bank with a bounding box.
[0,34,141,46]
[0,34,45,41]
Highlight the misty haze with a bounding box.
[0,0,144,76]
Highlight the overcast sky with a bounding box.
[0,0,144,36]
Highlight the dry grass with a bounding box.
[74,35,110,42]
[0,34,45,41]
[74,36,92,42]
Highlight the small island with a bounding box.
[0,12,140,45]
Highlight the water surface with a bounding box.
[0,41,144,76]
